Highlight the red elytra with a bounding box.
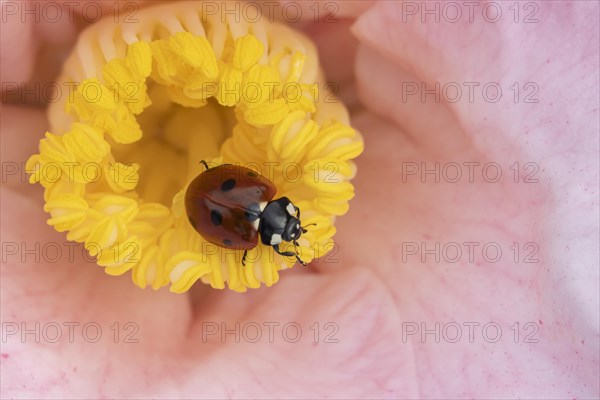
[184,164,277,250]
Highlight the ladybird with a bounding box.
[184,161,312,266]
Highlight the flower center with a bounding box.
[111,86,235,206]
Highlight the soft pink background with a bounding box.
[1,1,598,398]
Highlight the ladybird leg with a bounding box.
[199,160,209,170]
[273,244,294,257]
[293,241,308,266]
[294,252,307,266]
[293,240,301,254]
[242,250,248,266]
[273,244,306,266]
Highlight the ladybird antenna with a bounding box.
[301,223,316,233]
[199,160,209,170]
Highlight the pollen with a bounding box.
[27,1,363,293]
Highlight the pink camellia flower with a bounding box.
[1,1,598,398]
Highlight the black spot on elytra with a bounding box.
[223,239,233,246]
[247,170,258,178]
[221,179,236,192]
[210,209,222,226]
[188,216,196,229]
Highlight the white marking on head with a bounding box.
[259,201,267,212]
[251,219,259,230]
[286,202,296,216]
[270,233,282,245]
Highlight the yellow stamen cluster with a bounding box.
[27,3,363,293]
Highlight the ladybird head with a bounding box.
[280,198,305,242]
[282,216,302,242]
[259,197,316,265]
